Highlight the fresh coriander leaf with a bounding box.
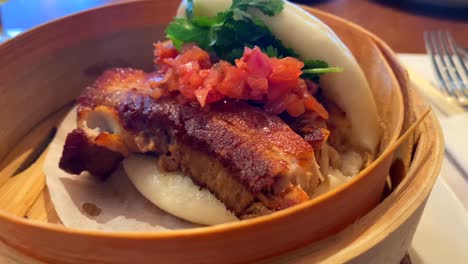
[232,9,251,21]
[232,0,284,16]
[224,48,245,63]
[166,0,288,58]
[171,38,184,50]
[302,67,344,74]
[215,10,231,23]
[191,16,220,27]
[265,46,279,58]
[303,59,329,69]
[165,18,210,50]
[251,17,267,27]
[186,0,194,20]
[302,64,343,83]
[301,60,329,82]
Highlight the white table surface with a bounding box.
[398,54,468,264]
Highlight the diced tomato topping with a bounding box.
[194,85,222,107]
[218,62,249,99]
[177,61,204,99]
[267,82,290,102]
[179,44,212,69]
[304,96,329,119]
[269,57,303,83]
[153,41,178,68]
[285,94,306,117]
[153,42,328,118]
[236,47,271,79]
[247,77,269,100]
[195,69,223,106]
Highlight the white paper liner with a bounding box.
[44,107,199,231]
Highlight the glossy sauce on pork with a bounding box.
[59,67,329,217]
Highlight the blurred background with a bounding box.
[1,0,467,52]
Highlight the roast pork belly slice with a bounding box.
[60,68,322,216]
[59,128,124,179]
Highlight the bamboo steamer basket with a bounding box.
[0,1,442,263]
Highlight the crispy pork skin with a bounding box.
[60,68,322,216]
[59,128,123,179]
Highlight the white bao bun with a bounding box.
[123,154,238,225]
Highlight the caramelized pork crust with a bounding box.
[117,93,315,194]
[60,68,322,216]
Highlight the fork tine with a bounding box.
[432,31,465,99]
[438,31,468,98]
[424,31,455,97]
[446,31,468,77]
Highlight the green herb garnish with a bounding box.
[165,0,342,82]
[301,59,343,82]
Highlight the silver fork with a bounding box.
[424,31,468,107]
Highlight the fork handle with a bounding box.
[408,69,465,117]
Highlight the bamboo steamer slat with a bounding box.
[0,105,69,187]
[0,1,441,263]
[25,192,48,223]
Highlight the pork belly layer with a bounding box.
[59,68,322,217]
